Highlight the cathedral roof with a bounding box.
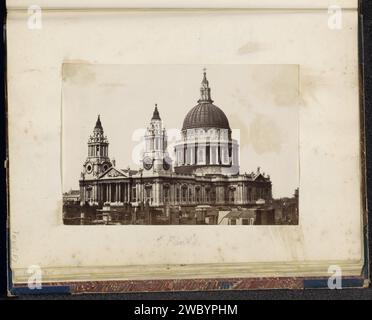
[182,70,230,131]
[182,103,230,130]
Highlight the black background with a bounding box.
[0,1,371,300]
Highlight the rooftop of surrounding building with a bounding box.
[64,189,80,195]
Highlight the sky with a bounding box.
[62,64,299,198]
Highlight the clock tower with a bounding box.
[82,115,112,179]
[142,105,172,175]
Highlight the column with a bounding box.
[241,184,245,204]
[172,184,175,204]
[118,183,121,202]
[156,183,160,205]
[123,183,125,202]
[80,186,84,205]
[119,183,122,202]
[127,183,130,202]
[170,184,174,204]
[244,184,247,203]
[183,144,186,164]
[219,186,224,204]
[159,184,163,205]
[124,183,127,202]
[195,143,198,164]
[153,183,158,205]
[114,183,117,202]
[137,184,140,202]
[206,144,210,165]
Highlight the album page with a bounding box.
[7,0,365,284]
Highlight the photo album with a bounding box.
[6,0,369,294]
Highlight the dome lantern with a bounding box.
[198,68,213,104]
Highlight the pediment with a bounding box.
[253,173,267,182]
[99,167,127,179]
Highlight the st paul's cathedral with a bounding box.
[78,71,272,211]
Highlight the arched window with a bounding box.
[145,188,151,199]
[163,185,170,202]
[195,187,201,202]
[206,189,210,202]
[248,188,252,201]
[188,188,192,202]
[182,187,187,202]
[229,189,235,202]
[211,189,216,202]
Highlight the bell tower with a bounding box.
[141,105,172,174]
[82,115,112,179]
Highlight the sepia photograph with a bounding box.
[62,64,299,226]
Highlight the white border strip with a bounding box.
[6,0,358,10]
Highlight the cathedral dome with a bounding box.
[182,102,230,130]
[182,70,230,131]
[174,70,239,176]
